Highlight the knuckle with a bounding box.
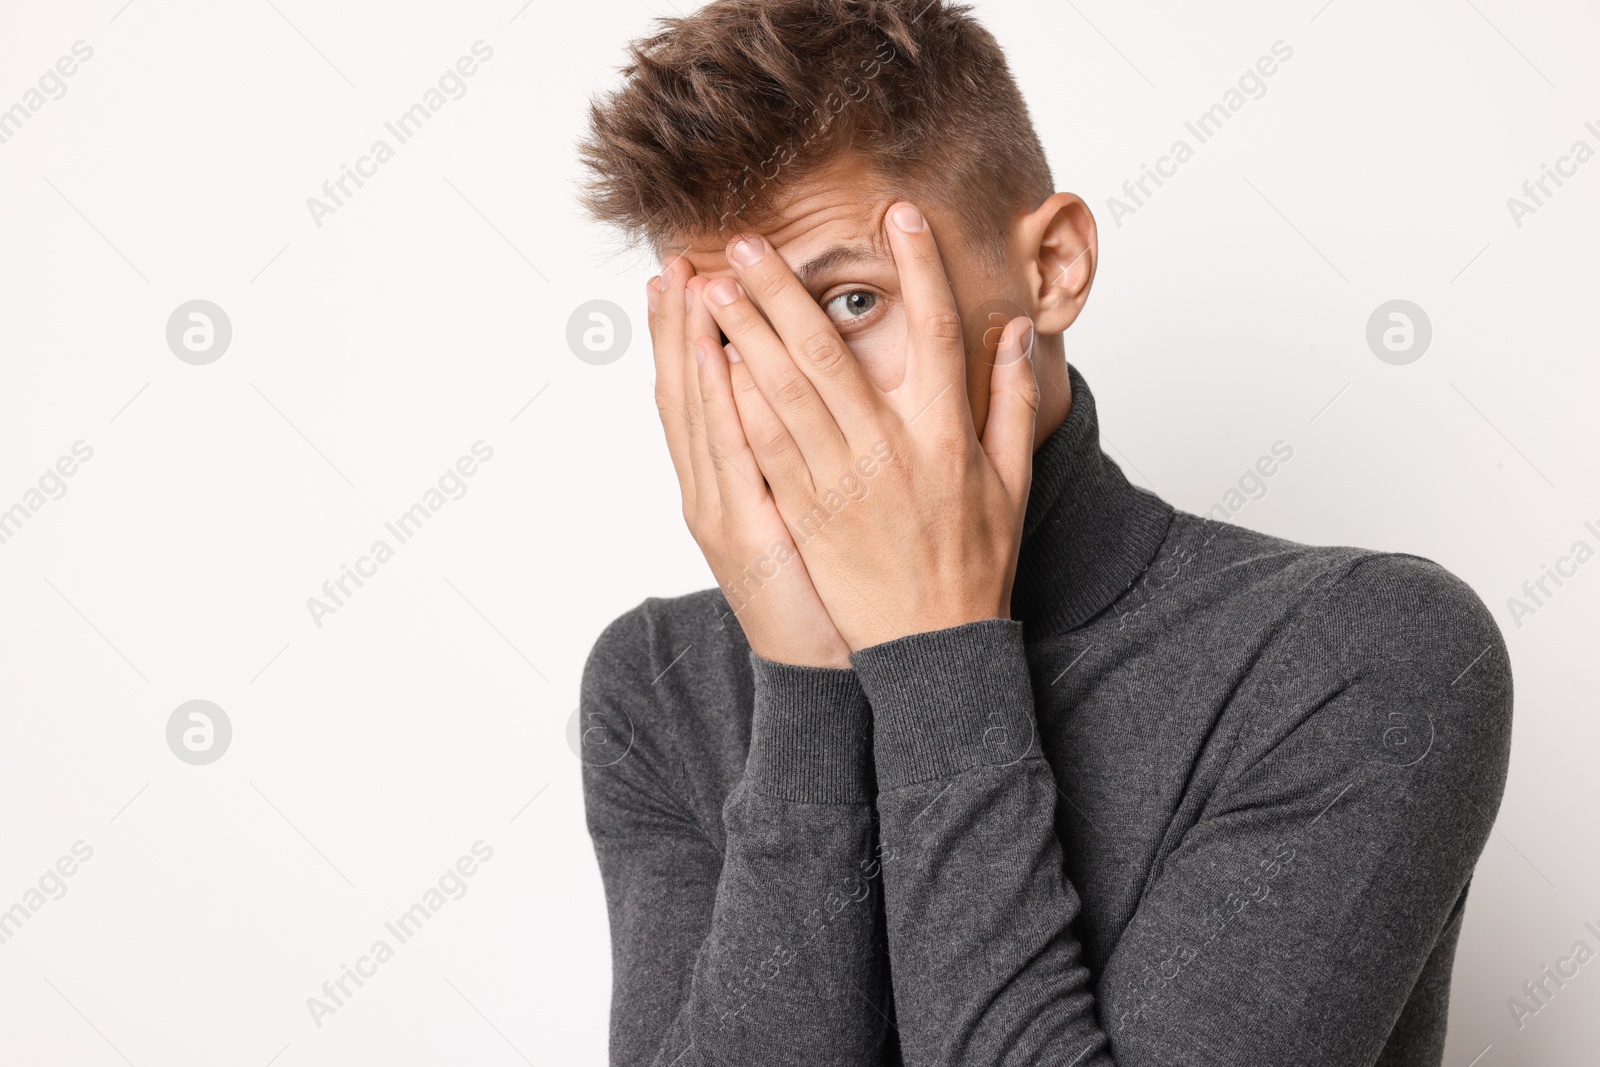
[929,424,971,459]
[1007,365,1042,412]
[772,373,812,409]
[655,399,688,436]
[1020,378,1042,412]
[922,311,964,343]
[752,269,789,302]
[724,302,761,335]
[876,437,907,475]
[732,371,766,407]
[752,419,791,457]
[800,331,848,374]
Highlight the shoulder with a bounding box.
[1261,548,1510,708]
[579,588,756,838]
[1151,512,1505,655]
[1223,543,1513,803]
[1311,551,1505,659]
[582,588,731,695]
[1190,507,1515,707]
[1141,514,1513,788]
[582,587,758,714]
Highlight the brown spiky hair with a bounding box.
[578,0,1054,267]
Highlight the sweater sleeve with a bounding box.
[581,611,893,1067]
[848,555,1512,1066]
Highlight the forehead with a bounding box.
[668,158,898,278]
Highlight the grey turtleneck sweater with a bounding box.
[580,365,1512,1066]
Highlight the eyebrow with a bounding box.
[792,243,890,290]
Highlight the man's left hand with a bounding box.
[695,201,1040,652]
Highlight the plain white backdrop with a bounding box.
[1,0,1596,1063]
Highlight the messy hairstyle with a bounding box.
[578,0,1054,265]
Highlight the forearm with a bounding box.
[658,782,888,1062]
[593,655,891,1066]
[854,619,1107,1065]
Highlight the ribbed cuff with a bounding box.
[850,619,1039,789]
[744,653,874,804]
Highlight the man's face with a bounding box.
[669,157,1032,428]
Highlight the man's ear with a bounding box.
[1015,192,1098,335]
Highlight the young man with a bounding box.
[576,2,1512,1064]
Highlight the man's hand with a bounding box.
[647,255,853,669]
[695,202,1040,652]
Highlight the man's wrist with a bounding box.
[745,652,874,804]
[843,590,1014,652]
[850,618,1038,789]
[745,634,853,670]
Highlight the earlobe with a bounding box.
[1026,193,1097,335]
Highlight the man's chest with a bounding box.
[1025,632,1255,972]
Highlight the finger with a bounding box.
[725,344,816,512]
[980,318,1040,504]
[702,275,850,466]
[883,202,970,429]
[686,278,739,493]
[651,256,697,509]
[684,273,722,411]
[694,336,766,521]
[724,233,881,433]
[683,280,720,516]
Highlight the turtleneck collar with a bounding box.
[1012,364,1175,639]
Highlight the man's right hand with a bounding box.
[648,257,853,669]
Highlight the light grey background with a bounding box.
[1,0,1595,1063]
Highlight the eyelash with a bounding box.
[822,288,885,330]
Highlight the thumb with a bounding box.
[980,317,1039,504]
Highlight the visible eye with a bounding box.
[823,290,878,324]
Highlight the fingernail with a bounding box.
[729,236,766,267]
[725,344,743,364]
[890,204,925,232]
[707,278,741,306]
[647,277,661,313]
[1019,322,1035,357]
[693,340,707,367]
